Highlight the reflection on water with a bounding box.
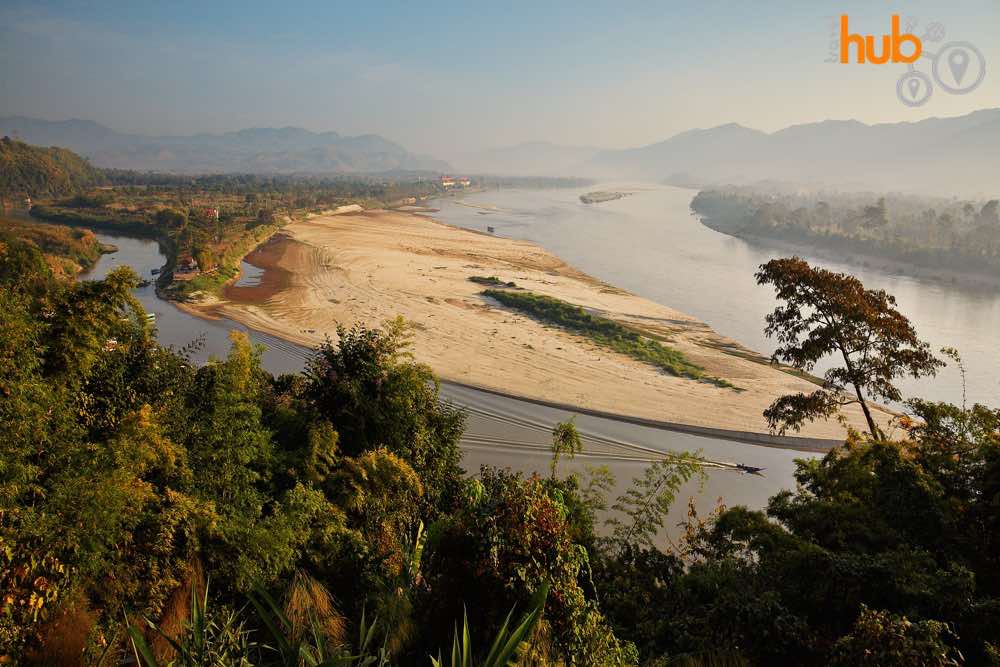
[432,184,1000,407]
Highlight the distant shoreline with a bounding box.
[697,217,1000,291]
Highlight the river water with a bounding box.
[432,183,1000,408]
[80,230,814,536]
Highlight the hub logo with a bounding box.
[840,15,921,64]
[827,15,986,107]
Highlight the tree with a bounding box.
[861,197,888,230]
[606,454,704,551]
[830,606,962,666]
[978,200,999,227]
[550,417,583,478]
[302,318,465,511]
[755,257,942,437]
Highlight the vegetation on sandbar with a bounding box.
[483,288,733,388]
[468,275,517,287]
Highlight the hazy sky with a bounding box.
[1,1,998,158]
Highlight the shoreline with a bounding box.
[179,208,895,444]
[697,217,1000,292]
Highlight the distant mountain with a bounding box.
[588,109,1000,195]
[454,142,601,177]
[0,137,106,198]
[0,117,450,174]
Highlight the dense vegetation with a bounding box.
[0,137,106,202]
[691,188,1000,280]
[0,217,109,277]
[0,237,654,665]
[482,288,729,387]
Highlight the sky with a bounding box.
[1,0,998,159]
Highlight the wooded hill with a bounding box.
[0,137,106,200]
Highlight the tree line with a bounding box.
[692,187,1000,279]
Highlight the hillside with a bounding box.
[0,117,451,174]
[0,137,106,199]
[588,108,1000,195]
[0,217,110,276]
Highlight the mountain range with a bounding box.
[4,110,1000,195]
[0,117,450,174]
[454,109,1000,196]
[588,108,1000,195]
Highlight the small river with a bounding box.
[432,184,1000,408]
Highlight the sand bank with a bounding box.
[192,209,894,442]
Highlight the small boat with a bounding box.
[487,226,495,233]
[736,464,765,476]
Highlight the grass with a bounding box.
[483,289,735,389]
[469,275,516,287]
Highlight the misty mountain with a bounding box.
[0,117,450,174]
[589,109,1000,195]
[454,142,601,177]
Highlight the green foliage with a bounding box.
[594,404,1000,665]
[129,581,254,666]
[607,454,705,551]
[692,187,1000,279]
[483,289,731,387]
[756,257,942,436]
[423,469,637,665]
[0,217,107,275]
[829,605,962,667]
[0,137,106,198]
[467,276,516,287]
[549,417,583,478]
[431,583,549,667]
[303,319,466,511]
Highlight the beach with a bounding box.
[189,209,894,441]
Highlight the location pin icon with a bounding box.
[908,78,921,99]
[949,49,970,85]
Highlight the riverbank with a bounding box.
[180,208,892,441]
[698,219,1000,291]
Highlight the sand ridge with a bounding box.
[201,209,893,441]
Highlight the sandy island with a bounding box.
[187,209,894,443]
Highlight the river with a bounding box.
[81,231,814,538]
[431,183,1000,408]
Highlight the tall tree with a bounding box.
[755,257,942,437]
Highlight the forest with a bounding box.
[2,222,999,665]
[0,138,107,202]
[691,187,1000,280]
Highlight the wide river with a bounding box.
[79,183,997,537]
[432,183,1000,408]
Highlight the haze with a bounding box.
[2,0,998,163]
